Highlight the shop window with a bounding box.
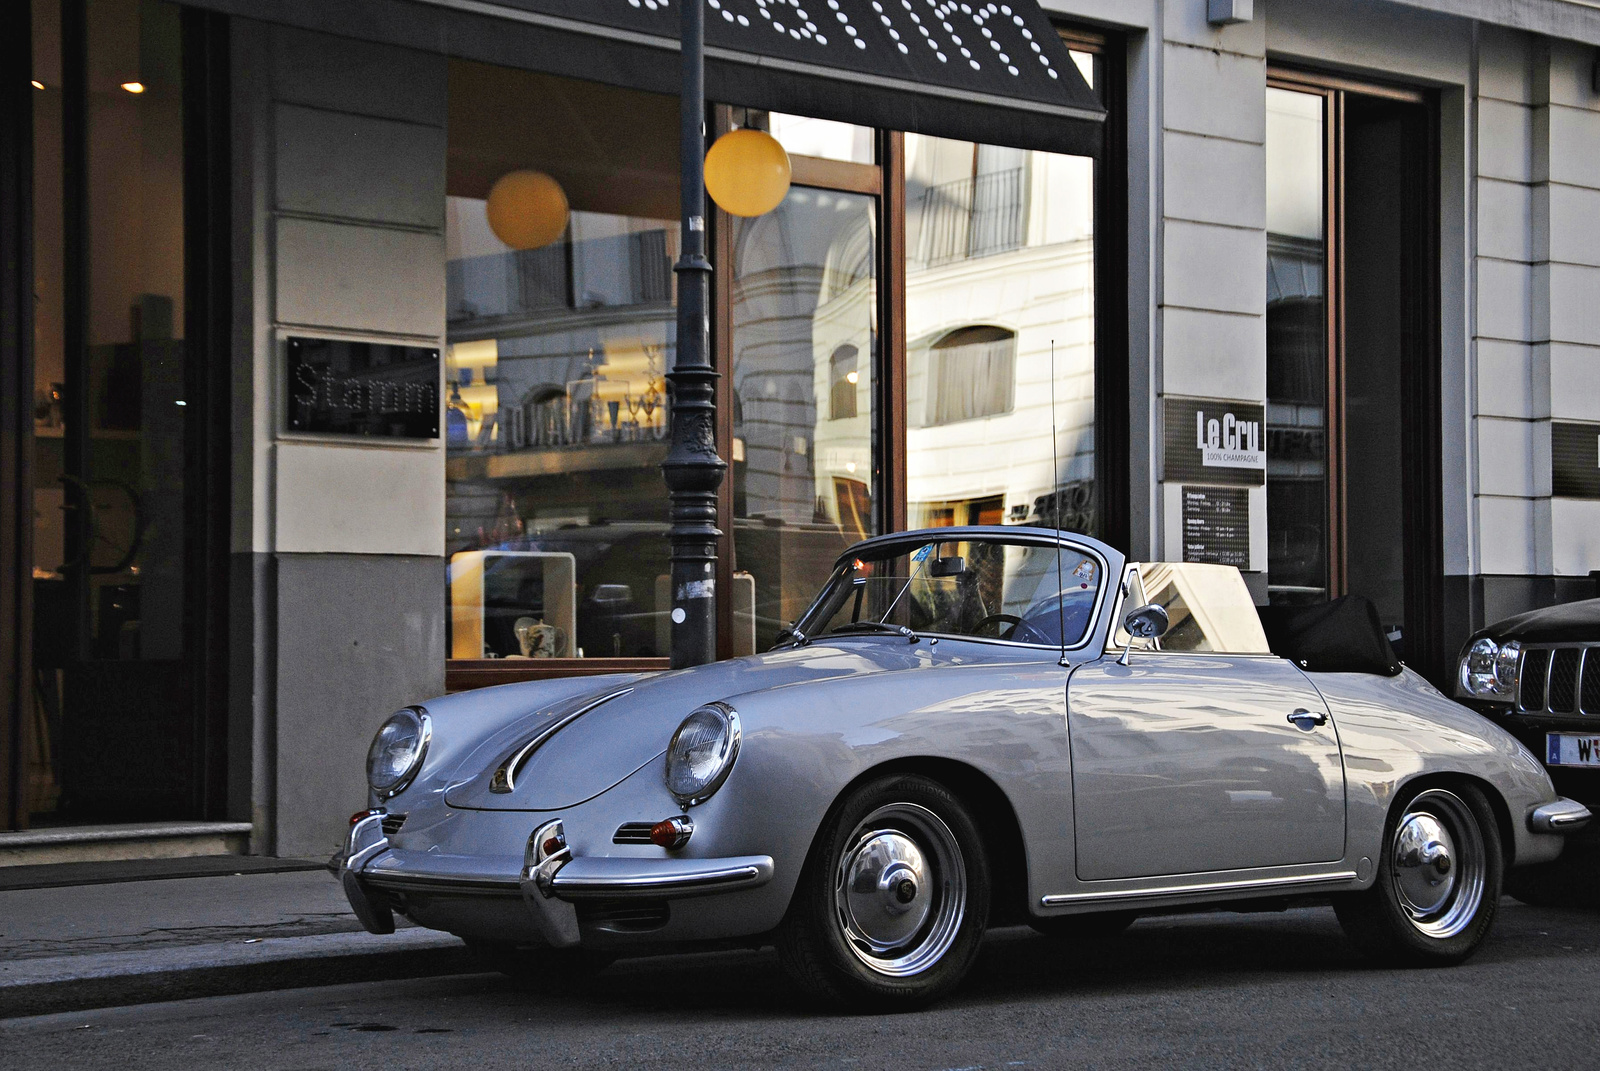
[444,61,679,663]
[730,183,879,652]
[904,129,1097,535]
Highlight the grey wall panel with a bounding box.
[274,104,446,228]
[269,21,446,125]
[274,217,444,337]
[273,552,445,859]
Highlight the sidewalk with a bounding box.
[0,863,476,1018]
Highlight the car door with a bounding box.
[1067,613,1347,882]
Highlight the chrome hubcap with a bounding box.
[834,803,966,977]
[1389,789,1485,939]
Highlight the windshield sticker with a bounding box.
[912,544,934,562]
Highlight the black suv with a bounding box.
[1457,597,1600,905]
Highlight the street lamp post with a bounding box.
[664,0,725,669]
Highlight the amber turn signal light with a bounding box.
[649,816,694,850]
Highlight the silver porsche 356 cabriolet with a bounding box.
[339,526,1589,1008]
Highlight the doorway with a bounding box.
[1265,73,1441,679]
[5,0,230,830]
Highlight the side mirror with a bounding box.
[1118,603,1168,666]
[1123,603,1169,639]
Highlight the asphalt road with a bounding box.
[4,900,1597,1071]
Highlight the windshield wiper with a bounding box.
[829,621,918,642]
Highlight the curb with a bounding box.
[0,928,479,1020]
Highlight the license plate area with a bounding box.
[1546,733,1600,767]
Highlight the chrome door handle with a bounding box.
[1287,708,1328,730]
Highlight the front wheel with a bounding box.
[1334,784,1502,965]
[777,774,989,1010]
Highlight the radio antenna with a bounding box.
[1050,339,1067,667]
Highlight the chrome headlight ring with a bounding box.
[664,702,742,807]
[1458,638,1520,701]
[366,706,432,798]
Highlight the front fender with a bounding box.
[1309,668,1564,867]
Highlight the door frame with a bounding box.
[1266,66,1444,682]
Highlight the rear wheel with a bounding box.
[1334,784,1502,965]
[777,774,989,1010]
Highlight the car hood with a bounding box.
[439,639,930,811]
[1474,597,1600,644]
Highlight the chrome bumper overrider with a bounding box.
[338,811,774,947]
[1529,797,1592,834]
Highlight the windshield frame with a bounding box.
[791,529,1113,653]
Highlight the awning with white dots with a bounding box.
[448,0,1106,157]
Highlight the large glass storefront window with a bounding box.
[730,177,879,652]
[903,131,1096,534]
[444,41,1105,673]
[444,63,679,660]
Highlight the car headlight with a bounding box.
[664,702,741,806]
[366,707,431,797]
[1458,638,1520,700]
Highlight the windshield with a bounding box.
[792,536,1103,647]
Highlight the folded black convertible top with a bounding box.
[1256,595,1402,676]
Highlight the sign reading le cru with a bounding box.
[286,336,440,439]
[1163,396,1266,487]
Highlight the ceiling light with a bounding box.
[121,81,145,94]
[32,80,45,90]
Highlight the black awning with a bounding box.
[480,0,1106,157]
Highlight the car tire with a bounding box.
[777,773,990,1011]
[464,939,613,989]
[1333,783,1503,966]
[1028,910,1138,941]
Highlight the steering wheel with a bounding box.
[971,613,1023,639]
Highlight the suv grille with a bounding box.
[1516,645,1597,715]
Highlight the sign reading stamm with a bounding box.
[286,336,440,439]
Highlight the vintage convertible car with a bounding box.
[339,526,1589,1008]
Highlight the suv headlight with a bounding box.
[367,707,431,797]
[1458,638,1520,701]
[665,702,741,806]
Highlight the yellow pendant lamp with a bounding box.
[485,170,570,250]
[704,128,791,217]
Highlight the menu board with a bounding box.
[1182,487,1250,568]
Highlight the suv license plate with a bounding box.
[1546,733,1600,767]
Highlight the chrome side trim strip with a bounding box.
[1040,869,1360,908]
[490,687,634,793]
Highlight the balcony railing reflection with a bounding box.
[916,168,1026,267]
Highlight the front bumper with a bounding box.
[1529,797,1592,834]
[338,811,774,947]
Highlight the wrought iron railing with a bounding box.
[915,167,1026,267]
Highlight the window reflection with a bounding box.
[444,63,679,660]
[904,133,1096,534]
[731,187,879,652]
[1265,87,1328,604]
